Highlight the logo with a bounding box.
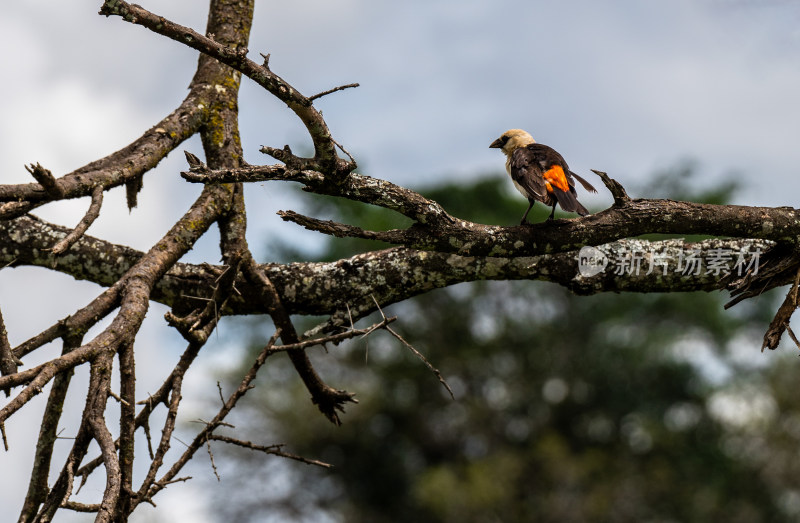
[577,246,608,277]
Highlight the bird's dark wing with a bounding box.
[509,146,549,201]
[523,144,591,215]
[525,143,598,195]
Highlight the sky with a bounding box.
[1,1,800,521]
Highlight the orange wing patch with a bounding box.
[543,165,569,193]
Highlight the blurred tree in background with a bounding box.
[208,169,798,523]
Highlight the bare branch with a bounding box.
[762,267,800,351]
[51,185,104,255]
[62,501,101,513]
[0,94,205,207]
[243,259,357,425]
[278,209,402,243]
[139,330,283,505]
[181,164,453,224]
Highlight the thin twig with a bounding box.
[142,330,283,501]
[386,326,453,399]
[51,185,104,255]
[370,296,453,399]
[308,83,359,102]
[209,434,332,468]
[332,137,356,165]
[217,381,225,405]
[271,316,396,353]
[108,389,130,406]
[786,324,800,351]
[205,436,220,481]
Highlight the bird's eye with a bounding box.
[501,135,510,145]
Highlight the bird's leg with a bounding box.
[520,200,535,225]
[547,203,557,221]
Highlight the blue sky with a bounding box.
[1,1,800,521]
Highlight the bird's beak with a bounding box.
[489,138,503,149]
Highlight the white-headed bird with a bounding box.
[490,129,597,224]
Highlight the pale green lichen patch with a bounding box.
[446,254,473,268]
[488,245,510,256]
[480,257,509,277]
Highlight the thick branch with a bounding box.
[0,211,783,320]
[181,162,800,257]
[278,197,800,258]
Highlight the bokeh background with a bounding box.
[1,1,800,521]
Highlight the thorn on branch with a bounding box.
[308,83,360,102]
[260,144,305,170]
[591,169,630,205]
[184,150,207,171]
[260,52,271,69]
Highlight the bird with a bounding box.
[490,129,597,224]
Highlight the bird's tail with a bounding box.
[553,189,590,216]
[570,171,598,193]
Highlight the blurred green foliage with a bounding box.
[210,169,798,523]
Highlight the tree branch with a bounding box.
[0,92,206,208]
[99,0,354,178]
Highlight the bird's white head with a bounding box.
[489,129,536,155]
